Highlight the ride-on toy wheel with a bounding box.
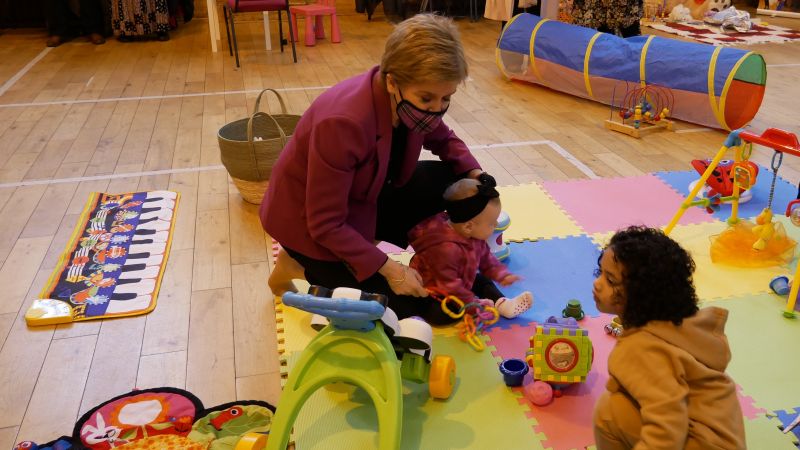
[235,432,268,450]
[428,355,456,399]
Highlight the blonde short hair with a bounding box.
[380,14,468,86]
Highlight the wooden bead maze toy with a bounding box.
[605,83,675,138]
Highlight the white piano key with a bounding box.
[122,253,164,267]
[104,295,153,313]
[112,278,155,295]
[145,190,178,201]
[139,208,175,221]
[132,230,169,243]
[135,219,171,232]
[128,242,166,256]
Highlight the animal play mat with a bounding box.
[13,387,275,449]
[26,191,179,326]
[645,20,800,46]
[496,14,767,131]
[275,164,800,448]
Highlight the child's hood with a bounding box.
[408,212,473,253]
[638,306,732,371]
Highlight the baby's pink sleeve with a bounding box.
[478,242,511,282]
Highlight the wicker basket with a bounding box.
[218,88,300,204]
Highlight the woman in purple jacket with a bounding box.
[261,14,487,324]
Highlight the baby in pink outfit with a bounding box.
[408,175,532,319]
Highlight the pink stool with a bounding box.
[289,0,341,46]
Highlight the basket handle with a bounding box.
[253,88,289,116]
[245,88,290,181]
[246,111,290,180]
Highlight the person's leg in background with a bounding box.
[44,0,72,46]
[78,0,107,43]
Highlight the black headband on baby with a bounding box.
[444,173,500,224]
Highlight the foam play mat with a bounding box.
[28,191,179,326]
[274,167,800,449]
[13,387,275,448]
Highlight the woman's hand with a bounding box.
[467,170,497,187]
[467,169,483,180]
[379,259,428,297]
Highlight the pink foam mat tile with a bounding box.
[486,314,618,450]
[737,383,768,420]
[542,175,715,235]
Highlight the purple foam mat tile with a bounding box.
[494,236,602,330]
[541,174,716,235]
[654,167,798,222]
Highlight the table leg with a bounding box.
[263,11,272,50]
[207,0,219,52]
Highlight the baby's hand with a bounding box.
[499,274,521,286]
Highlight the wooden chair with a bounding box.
[223,0,298,67]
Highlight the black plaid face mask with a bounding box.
[395,89,449,134]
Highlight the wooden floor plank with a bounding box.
[0,236,52,316]
[236,372,282,406]
[186,288,236,406]
[16,334,97,443]
[232,262,277,377]
[229,193,268,264]
[78,317,146,416]
[0,318,56,429]
[19,183,79,238]
[141,248,193,355]
[0,426,19,450]
[192,208,232,291]
[137,350,188,390]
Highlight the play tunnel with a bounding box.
[496,14,767,130]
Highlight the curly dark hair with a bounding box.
[600,226,699,328]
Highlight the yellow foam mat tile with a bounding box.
[592,221,793,301]
[497,183,584,242]
[704,293,800,413]
[744,413,798,449]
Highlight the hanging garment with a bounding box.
[111,0,170,36]
[484,0,514,20]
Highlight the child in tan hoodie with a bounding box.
[592,226,746,450]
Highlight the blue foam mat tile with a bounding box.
[775,408,800,446]
[494,235,601,329]
[654,168,798,222]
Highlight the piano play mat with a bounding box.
[26,191,179,326]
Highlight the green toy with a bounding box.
[238,289,455,450]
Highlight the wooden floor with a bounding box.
[0,5,798,445]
